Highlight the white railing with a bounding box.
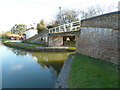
[48,21,80,33]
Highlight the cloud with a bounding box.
[0,0,119,32]
[10,64,24,71]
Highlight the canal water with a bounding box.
[0,41,74,88]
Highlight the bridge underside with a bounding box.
[48,30,80,47]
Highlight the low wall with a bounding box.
[76,11,119,65]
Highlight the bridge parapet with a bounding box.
[49,21,80,33]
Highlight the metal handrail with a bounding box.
[48,21,81,33]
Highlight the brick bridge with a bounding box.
[26,21,80,46]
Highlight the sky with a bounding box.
[0,0,119,33]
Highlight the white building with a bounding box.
[25,29,38,39]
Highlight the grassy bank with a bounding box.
[68,54,118,88]
[68,47,76,50]
[4,41,76,51]
[1,39,10,42]
[24,42,48,47]
[24,42,76,50]
[4,41,44,48]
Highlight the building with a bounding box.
[25,28,38,39]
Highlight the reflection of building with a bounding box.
[25,29,38,39]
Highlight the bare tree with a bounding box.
[80,6,105,19]
[55,9,79,26]
[80,4,118,19]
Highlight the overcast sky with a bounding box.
[0,0,119,33]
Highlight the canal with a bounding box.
[0,41,74,88]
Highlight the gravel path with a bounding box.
[54,54,74,88]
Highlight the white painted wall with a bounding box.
[25,29,38,39]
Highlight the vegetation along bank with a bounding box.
[55,53,118,88]
[3,41,76,52]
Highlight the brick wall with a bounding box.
[76,11,119,65]
[81,11,119,29]
[49,36,63,47]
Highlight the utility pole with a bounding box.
[59,7,62,25]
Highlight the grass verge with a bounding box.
[68,47,76,50]
[0,39,10,42]
[68,53,118,88]
[4,41,76,51]
[24,42,48,47]
[5,41,37,48]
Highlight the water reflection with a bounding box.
[8,46,72,74]
[1,41,74,88]
[11,49,27,56]
[0,41,3,46]
[10,48,71,74]
[0,41,2,89]
[29,52,71,74]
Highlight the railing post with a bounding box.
[51,28,53,33]
[49,29,51,33]
[70,23,73,31]
[63,24,66,32]
[56,27,59,32]
[55,27,56,33]
[59,26,61,32]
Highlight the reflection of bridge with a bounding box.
[26,21,80,47]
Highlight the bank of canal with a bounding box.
[0,41,74,88]
[3,41,76,52]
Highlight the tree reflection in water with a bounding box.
[11,49,27,56]
[3,43,74,75]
